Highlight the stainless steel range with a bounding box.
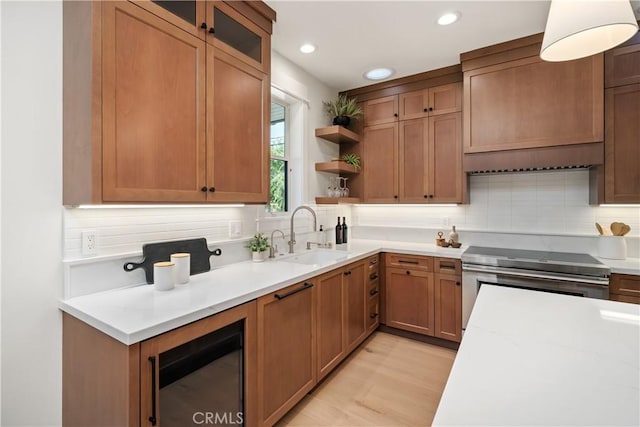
[461,246,610,331]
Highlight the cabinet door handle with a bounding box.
[394,195,398,199]
[209,27,215,34]
[429,195,433,198]
[429,107,433,111]
[398,259,419,265]
[274,282,314,300]
[209,187,216,193]
[393,113,398,117]
[370,312,379,319]
[406,270,411,275]
[370,289,379,296]
[148,356,157,426]
[456,281,461,286]
[370,273,378,280]
[344,270,352,276]
[200,186,208,192]
[423,108,428,112]
[424,195,428,198]
[200,22,208,30]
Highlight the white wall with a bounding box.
[271,51,339,203]
[1,2,63,425]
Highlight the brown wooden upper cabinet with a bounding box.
[135,0,272,73]
[362,83,464,203]
[461,35,603,154]
[600,35,640,204]
[63,1,275,205]
[399,83,462,120]
[364,95,399,126]
[605,33,640,88]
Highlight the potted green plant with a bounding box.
[246,233,270,262]
[341,153,361,171]
[323,94,362,127]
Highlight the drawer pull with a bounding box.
[369,259,378,265]
[275,282,314,300]
[406,270,411,275]
[370,312,379,319]
[370,289,379,296]
[439,261,456,270]
[344,270,352,276]
[148,356,157,426]
[398,259,419,265]
[370,273,378,280]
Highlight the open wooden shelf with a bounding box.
[315,197,361,204]
[315,161,360,174]
[315,126,360,144]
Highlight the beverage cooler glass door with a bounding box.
[157,321,244,427]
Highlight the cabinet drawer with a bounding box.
[368,281,380,299]
[385,253,433,271]
[434,257,461,275]
[367,255,379,275]
[610,274,640,298]
[610,293,640,305]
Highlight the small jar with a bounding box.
[171,253,190,284]
[154,261,175,291]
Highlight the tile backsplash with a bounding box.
[63,204,348,260]
[352,170,640,238]
[63,170,638,261]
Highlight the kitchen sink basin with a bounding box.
[279,249,349,266]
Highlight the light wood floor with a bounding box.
[276,332,457,427]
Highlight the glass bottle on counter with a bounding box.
[342,217,348,244]
[335,217,343,245]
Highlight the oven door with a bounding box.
[462,265,609,331]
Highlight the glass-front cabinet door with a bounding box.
[134,0,207,38]
[206,2,270,72]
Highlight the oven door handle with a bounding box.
[462,264,609,286]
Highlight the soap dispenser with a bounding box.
[449,225,459,244]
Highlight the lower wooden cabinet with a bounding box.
[385,266,435,335]
[62,301,257,427]
[315,259,370,381]
[257,281,316,426]
[345,261,367,353]
[384,253,462,342]
[316,268,346,380]
[609,273,640,304]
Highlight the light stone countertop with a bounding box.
[433,285,640,426]
[59,239,464,345]
[59,238,639,345]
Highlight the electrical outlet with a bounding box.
[81,230,97,256]
[228,221,242,238]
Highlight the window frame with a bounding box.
[269,100,290,213]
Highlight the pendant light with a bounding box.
[540,0,638,62]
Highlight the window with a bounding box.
[270,102,288,212]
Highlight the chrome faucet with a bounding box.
[288,205,317,253]
[269,229,285,258]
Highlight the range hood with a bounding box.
[463,142,604,174]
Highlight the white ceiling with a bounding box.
[266,0,640,92]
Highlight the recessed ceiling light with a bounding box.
[438,12,459,26]
[364,68,395,81]
[299,43,316,54]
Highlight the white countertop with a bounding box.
[597,256,640,275]
[433,285,640,426]
[59,239,463,345]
